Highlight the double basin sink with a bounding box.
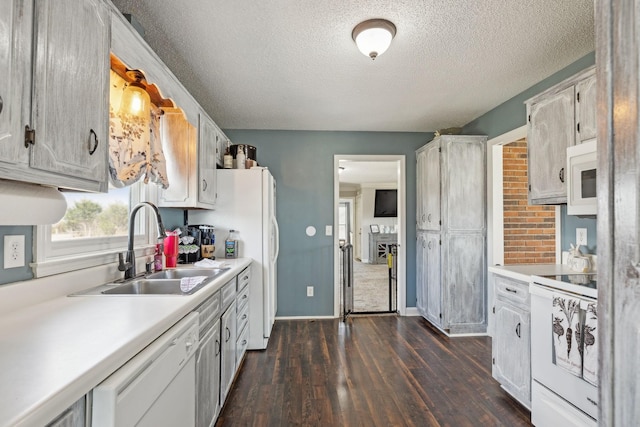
[72,268,229,296]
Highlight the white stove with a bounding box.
[529,272,598,426]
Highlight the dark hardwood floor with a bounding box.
[216,316,531,427]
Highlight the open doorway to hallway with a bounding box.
[334,155,406,318]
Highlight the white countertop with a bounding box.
[0,258,251,427]
[488,264,576,283]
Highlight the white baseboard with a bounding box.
[403,307,420,316]
[275,315,336,321]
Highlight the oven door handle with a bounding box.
[515,322,521,338]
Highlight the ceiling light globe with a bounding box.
[352,19,396,60]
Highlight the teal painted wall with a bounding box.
[222,130,432,316]
[461,52,597,255]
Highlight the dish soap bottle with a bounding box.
[236,145,246,169]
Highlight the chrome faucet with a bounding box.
[118,202,166,280]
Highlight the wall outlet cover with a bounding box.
[307,286,314,297]
[576,228,588,246]
[4,235,25,269]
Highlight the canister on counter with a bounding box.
[225,229,238,258]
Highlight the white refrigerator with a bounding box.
[190,167,279,350]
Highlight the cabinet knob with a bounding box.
[88,129,99,155]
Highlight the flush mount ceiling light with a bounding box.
[352,18,396,60]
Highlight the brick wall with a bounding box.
[503,139,556,264]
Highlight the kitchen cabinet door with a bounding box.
[416,149,428,229]
[493,299,531,406]
[444,233,486,333]
[196,319,221,427]
[46,395,87,427]
[30,0,109,192]
[424,141,441,231]
[0,0,30,167]
[425,232,441,327]
[416,232,427,316]
[575,74,597,145]
[527,86,574,204]
[220,300,237,406]
[198,113,218,206]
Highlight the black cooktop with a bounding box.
[540,274,597,290]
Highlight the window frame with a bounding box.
[32,182,159,278]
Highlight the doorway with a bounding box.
[333,155,406,318]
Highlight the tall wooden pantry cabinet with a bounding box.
[416,135,487,335]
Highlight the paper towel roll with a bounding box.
[0,180,67,225]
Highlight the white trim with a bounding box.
[555,206,562,263]
[333,154,407,317]
[403,307,420,316]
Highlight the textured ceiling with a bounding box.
[110,0,594,132]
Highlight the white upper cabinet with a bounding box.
[198,113,218,206]
[575,74,597,144]
[30,0,110,190]
[526,66,595,205]
[0,0,110,192]
[0,0,31,167]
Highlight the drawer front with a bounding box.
[236,285,250,312]
[237,266,251,292]
[494,275,530,307]
[194,291,221,336]
[236,322,249,364]
[236,298,249,335]
[221,278,237,310]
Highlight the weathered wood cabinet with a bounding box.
[46,396,87,427]
[491,274,531,408]
[415,135,487,335]
[220,299,237,406]
[526,66,596,205]
[0,0,110,192]
[198,113,219,206]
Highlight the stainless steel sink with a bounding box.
[101,279,193,295]
[70,268,230,296]
[145,268,228,280]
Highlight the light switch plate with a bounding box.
[325,225,332,236]
[576,228,587,246]
[307,286,314,297]
[4,235,25,269]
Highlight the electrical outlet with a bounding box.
[307,286,314,297]
[576,228,588,246]
[4,235,25,269]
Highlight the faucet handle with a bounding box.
[118,252,128,272]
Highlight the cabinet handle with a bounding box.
[88,129,98,155]
[241,339,247,346]
[215,339,220,356]
[427,213,432,222]
[427,241,432,250]
[515,322,521,338]
[242,294,248,300]
[202,179,208,191]
[0,95,3,114]
[243,275,249,281]
[422,214,426,222]
[559,167,565,183]
[577,122,581,133]
[225,327,231,342]
[242,314,247,320]
[505,287,517,293]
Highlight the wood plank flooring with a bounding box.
[216,316,531,427]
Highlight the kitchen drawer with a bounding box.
[194,291,221,337]
[236,298,249,336]
[236,322,249,364]
[236,284,250,313]
[494,275,530,308]
[237,266,251,292]
[221,279,237,311]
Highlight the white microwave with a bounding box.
[567,139,597,216]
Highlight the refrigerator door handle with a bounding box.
[271,216,280,262]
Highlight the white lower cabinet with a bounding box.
[492,274,531,408]
[195,318,221,427]
[46,396,87,427]
[220,300,237,405]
